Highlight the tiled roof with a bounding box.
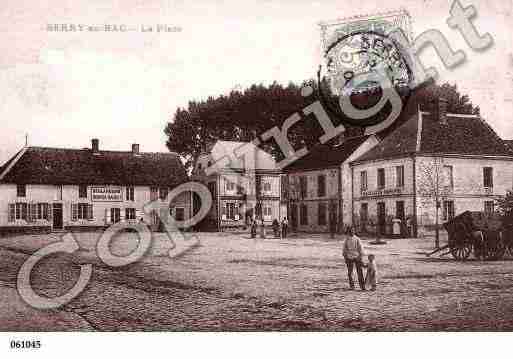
[0,146,188,187]
[283,135,371,171]
[353,111,513,163]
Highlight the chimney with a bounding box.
[91,138,99,153]
[438,97,448,125]
[132,143,140,154]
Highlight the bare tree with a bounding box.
[417,157,451,248]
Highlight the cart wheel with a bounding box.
[484,241,506,261]
[450,244,472,260]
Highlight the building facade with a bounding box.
[192,140,284,230]
[351,101,513,236]
[284,135,379,233]
[0,139,191,234]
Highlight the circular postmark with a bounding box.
[318,24,414,130]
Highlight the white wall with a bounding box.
[0,184,192,228]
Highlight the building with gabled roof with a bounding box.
[0,139,191,234]
[192,140,283,231]
[283,134,379,233]
[350,98,513,237]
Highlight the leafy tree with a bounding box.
[164,80,480,171]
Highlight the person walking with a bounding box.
[342,227,366,290]
[250,218,257,239]
[281,217,288,238]
[259,218,266,239]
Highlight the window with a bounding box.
[299,176,307,199]
[125,208,136,220]
[396,166,404,188]
[72,203,93,221]
[484,201,495,214]
[237,177,245,195]
[79,185,88,199]
[396,201,405,220]
[17,184,26,197]
[36,203,50,220]
[443,165,453,189]
[110,208,121,223]
[360,203,368,222]
[150,187,159,201]
[318,203,327,225]
[56,185,63,201]
[300,204,308,225]
[174,207,185,221]
[13,203,28,220]
[226,180,235,192]
[125,186,134,201]
[317,175,326,197]
[483,167,493,188]
[263,181,272,193]
[443,201,455,221]
[159,187,169,201]
[360,171,368,192]
[225,202,237,220]
[377,168,385,189]
[263,206,272,219]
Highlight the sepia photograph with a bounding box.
[0,0,512,356]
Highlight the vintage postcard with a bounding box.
[0,0,512,356]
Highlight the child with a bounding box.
[364,254,378,291]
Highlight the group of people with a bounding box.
[342,227,378,291]
[250,217,289,239]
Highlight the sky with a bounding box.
[0,0,512,164]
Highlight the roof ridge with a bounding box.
[27,146,179,156]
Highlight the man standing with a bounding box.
[343,227,366,290]
[281,217,288,238]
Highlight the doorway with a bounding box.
[52,203,63,230]
[290,203,298,230]
[377,202,386,235]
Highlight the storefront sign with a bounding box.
[91,187,123,202]
[361,188,402,198]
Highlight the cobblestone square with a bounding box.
[1,231,513,331]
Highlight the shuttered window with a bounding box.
[299,177,307,199]
[318,203,327,225]
[300,204,308,225]
[126,187,135,201]
[159,187,168,201]
[17,184,26,198]
[360,171,368,192]
[377,168,385,189]
[71,203,78,221]
[125,208,136,220]
[14,203,28,221]
[28,203,37,222]
[150,187,158,201]
[483,167,493,188]
[79,185,88,198]
[8,204,15,222]
[317,175,326,197]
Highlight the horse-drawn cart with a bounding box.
[428,211,513,261]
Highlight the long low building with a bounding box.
[0,139,191,234]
